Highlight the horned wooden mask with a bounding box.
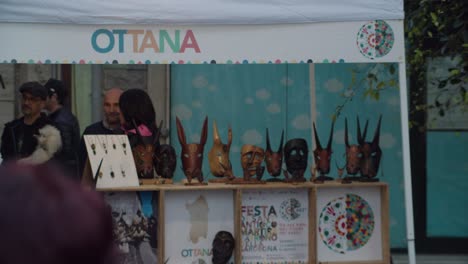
[358,115,382,178]
[312,121,334,175]
[284,138,308,175]
[240,144,265,177]
[344,118,362,175]
[131,119,161,179]
[265,129,284,177]
[208,120,233,178]
[176,116,208,183]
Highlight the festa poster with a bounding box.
[241,189,309,263]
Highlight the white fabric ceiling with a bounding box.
[0,0,403,25]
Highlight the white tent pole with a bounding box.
[398,62,417,264]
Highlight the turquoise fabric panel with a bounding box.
[170,64,301,181]
[427,132,468,237]
[315,63,406,248]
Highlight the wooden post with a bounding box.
[234,189,242,264]
[158,190,165,264]
[310,187,317,264]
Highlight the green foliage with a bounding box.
[405,0,467,129]
[334,64,399,120]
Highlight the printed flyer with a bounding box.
[241,189,309,264]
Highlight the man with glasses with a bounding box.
[0,82,61,164]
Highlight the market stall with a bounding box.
[0,1,415,263]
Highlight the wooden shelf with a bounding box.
[98,180,390,264]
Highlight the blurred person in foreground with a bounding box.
[0,163,119,264]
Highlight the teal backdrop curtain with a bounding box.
[170,63,406,248]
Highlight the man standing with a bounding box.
[44,78,81,179]
[1,82,61,164]
[78,88,123,176]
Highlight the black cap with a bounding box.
[44,78,67,103]
[19,82,47,100]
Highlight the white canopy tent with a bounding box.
[0,1,415,263]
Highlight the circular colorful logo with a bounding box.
[357,20,394,59]
[280,198,304,221]
[318,194,375,254]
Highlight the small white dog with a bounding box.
[18,125,62,165]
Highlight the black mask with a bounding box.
[284,138,309,175]
[154,144,177,179]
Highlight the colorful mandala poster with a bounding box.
[241,189,309,264]
[316,187,382,262]
[164,190,235,264]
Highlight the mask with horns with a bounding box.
[208,120,234,179]
[265,129,284,177]
[312,121,334,179]
[176,116,208,184]
[358,115,382,179]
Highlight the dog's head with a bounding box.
[35,125,62,152]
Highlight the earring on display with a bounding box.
[118,136,127,155]
[97,135,108,154]
[88,137,97,155]
[109,164,115,178]
[111,136,117,150]
[120,163,126,177]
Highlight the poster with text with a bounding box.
[241,189,309,264]
[316,186,382,262]
[164,190,235,264]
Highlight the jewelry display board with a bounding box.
[97,182,390,264]
[84,135,139,188]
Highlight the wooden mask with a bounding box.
[344,117,362,175]
[265,129,284,177]
[240,144,265,178]
[176,116,208,183]
[358,115,382,178]
[154,144,177,179]
[131,119,161,179]
[312,121,334,175]
[208,120,234,179]
[284,138,308,176]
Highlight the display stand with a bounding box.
[97,181,389,264]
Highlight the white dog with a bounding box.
[18,125,62,165]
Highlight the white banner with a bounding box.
[0,20,404,64]
[0,0,403,25]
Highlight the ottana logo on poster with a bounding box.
[356,20,394,59]
[280,198,305,221]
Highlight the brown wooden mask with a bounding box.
[154,144,177,179]
[176,116,208,183]
[345,118,362,175]
[313,121,334,175]
[358,115,382,178]
[284,138,308,176]
[131,119,161,179]
[208,120,233,179]
[240,144,265,178]
[265,129,284,177]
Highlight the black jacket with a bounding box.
[49,107,81,179]
[1,114,56,162]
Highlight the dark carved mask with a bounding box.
[155,144,177,179]
[208,120,233,178]
[130,120,161,179]
[176,116,208,183]
[265,129,284,177]
[358,115,382,178]
[212,231,235,264]
[241,144,265,177]
[344,118,362,175]
[284,138,308,175]
[313,122,334,175]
